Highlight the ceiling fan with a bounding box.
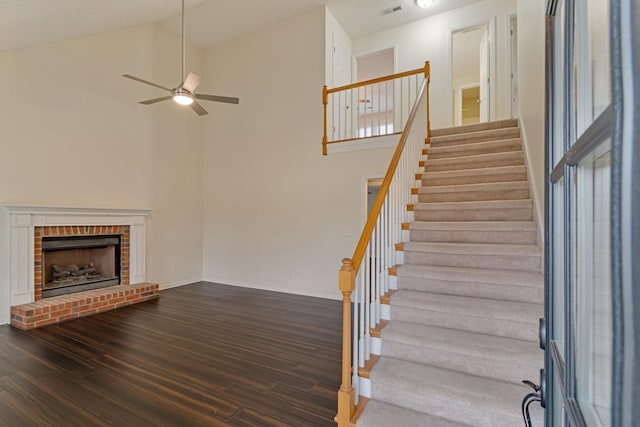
[122,0,239,116]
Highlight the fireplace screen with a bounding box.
[42,235,121,297]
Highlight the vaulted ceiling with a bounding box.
[0,0,483,52]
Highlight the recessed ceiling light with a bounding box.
[416,0,435,8]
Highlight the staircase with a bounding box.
[357,119,544,427]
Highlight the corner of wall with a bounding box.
[0,208,9,325]
[519,119,545,248]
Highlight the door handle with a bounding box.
[521,370,545,426]
[539,317,546,350]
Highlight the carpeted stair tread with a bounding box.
[402,241,541,272]
[430,119,518,137]
[381,321,542,383]
[369,357,543,427]
[424,151,525,171]
[410,220,537,231]
[391,290,542,324]
[357,400,471,427]
[429,128,521,148]
[422,165,527,186]
[397,263,542,286]
[428,138,522,159]
[413,199,534,222]
[402,241,540,257]
[418,180,529,194]
[417,181,529,202]
[396,264,543,303]
[414,198,533,211]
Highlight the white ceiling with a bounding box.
[0,0,483,52]
[327,0,483,40]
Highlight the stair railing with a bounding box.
[336,62,430,427]
[323,63,430,155]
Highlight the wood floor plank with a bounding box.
[0,282,341,426]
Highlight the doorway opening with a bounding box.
[452,24,491,126]
[459,84,481,125]
[366,178,383,219]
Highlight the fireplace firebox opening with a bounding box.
[42,235,121,298]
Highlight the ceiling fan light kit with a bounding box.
[122,0,238,116]
[173,89,193,106]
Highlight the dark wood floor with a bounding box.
[0,282,343,426]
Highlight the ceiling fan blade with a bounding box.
[122,74,172,92]
[190,101,208,116]
[139,96,173,105]
[182,72,202,93]
[195,94,240,104]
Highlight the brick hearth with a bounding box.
[10,282,159,330]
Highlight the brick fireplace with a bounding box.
[35,225,130,299]
[0,206,157,329]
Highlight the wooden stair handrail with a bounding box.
[336,61,430,427]
[326,66,427,94]
[351,62,429,272]
[323,62,430,155]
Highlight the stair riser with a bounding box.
[428,141,522,160]
[414,208,533,222]
[409,229,537,245]
[403,251,541,272]
[423,172,528,186]
[430,129,521,147]
[390,305,539,341]
[381,341,540,385]
[371,381,526,427]
[417,189,529,203]
[397,276,543,304]
[425,155,525,172]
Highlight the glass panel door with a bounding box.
[544,0,638,425]
[575,140,612,426]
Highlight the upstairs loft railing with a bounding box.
[335,62,430,426]
[322,63,430,155]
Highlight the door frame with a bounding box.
[448,18,496,127]
[507,13,518,118]
[456,82,481,126]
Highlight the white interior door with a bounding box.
[510,15,519,118]
[332,38,349,140]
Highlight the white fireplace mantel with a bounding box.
[0,205,151,325]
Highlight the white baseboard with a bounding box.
[200,277,342,301]
[381,304,390,320]
[358,377,372,398]
[159,277,202,291]
[371,337,382,355]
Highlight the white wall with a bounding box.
[352,0,516,129]
[201,7,394,300]
[516,0,546,232]
[357,48,395,81]
[0,24,205,304]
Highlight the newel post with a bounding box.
[322,85,329,156]
[336,258,355,426]
[424,61,431,138]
